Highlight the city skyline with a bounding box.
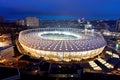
[0,0,120,20]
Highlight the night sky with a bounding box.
[0,0,120,20]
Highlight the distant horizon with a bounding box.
[2,15,120,21]
[1,0,120,21]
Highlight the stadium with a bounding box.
[18,28,106,62]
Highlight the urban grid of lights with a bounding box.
[89,61,102,70]
[19,28,106,62]
[106,51,119,58]
[97,58,114,69]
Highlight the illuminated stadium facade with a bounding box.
[19,28,106,62]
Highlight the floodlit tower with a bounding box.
[78,19,81,23]
[84,21,94,35]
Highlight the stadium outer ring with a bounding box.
[18,28,106,62]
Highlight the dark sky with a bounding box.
[0,0,120,20]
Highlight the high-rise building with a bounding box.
[25,17,39,27]
[16,19,25,26]
[116,19,120,32]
